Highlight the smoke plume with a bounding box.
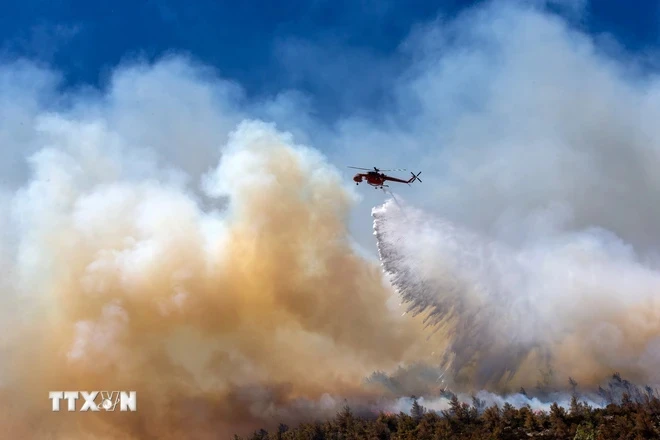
[0,59,437,438]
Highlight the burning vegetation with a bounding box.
[236,374,660,439]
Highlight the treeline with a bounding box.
[235,376,660,440]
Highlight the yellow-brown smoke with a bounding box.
[0,117,432,439]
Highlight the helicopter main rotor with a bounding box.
[347,166,407,173]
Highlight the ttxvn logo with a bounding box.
[49,391,137,412]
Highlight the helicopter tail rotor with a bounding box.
[408,171,422,183]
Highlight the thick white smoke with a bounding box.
[357,0,660,394]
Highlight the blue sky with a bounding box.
[1,0,658,120]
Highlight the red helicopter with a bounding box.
[349,166,422,189]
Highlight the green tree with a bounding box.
[410,396,426,420]
[573,422,595,440]
[336,404,357,439]
[549,403,570,440]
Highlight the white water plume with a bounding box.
[373,198,660,391]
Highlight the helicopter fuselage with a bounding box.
[353,172,387,187]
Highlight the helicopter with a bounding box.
[348,166,422,189]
